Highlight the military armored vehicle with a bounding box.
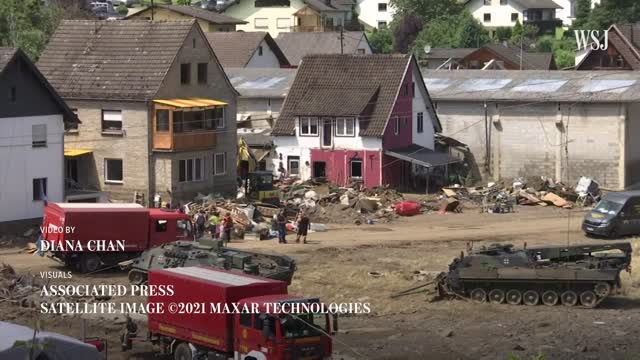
[435,242,632,307]
[122,238,296,285]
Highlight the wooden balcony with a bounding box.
[152,99,226,152]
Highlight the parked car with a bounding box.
[582,191,640,238]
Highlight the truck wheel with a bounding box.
[174,343,193,360]
[128,270,147,285]
[79,254,101,273]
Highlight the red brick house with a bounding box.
[271,54,458,189]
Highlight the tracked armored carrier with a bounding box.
[123,239,296,285]
[436,242,632,307]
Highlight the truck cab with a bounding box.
[235,295,334,360]
[147,209,193,246]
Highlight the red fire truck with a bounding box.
[122,266,336,360]
[41,203,193,273]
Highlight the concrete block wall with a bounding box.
[436,100,626,189]
[65,100,150,202]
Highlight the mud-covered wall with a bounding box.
[435,101,627,189]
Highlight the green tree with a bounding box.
[572,0,591,28]
[510,20,538,47]
[577,0,640,30]
[390,0,461,23]
[494,27,512,42]
[116,3,128,15]
[367,27,394,54]
[175,0,191,5]
[411,10,489,58]
[535,34,575,69]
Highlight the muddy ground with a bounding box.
[2,205,640,360]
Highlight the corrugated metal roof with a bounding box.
[423,69,640,102]
[226,67,297,98]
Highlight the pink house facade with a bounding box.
[272,54,447,189]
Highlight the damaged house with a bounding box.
[37,20,238,205]
[272,54,461,190]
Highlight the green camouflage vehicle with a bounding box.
[435,242,632,308]
[122,238,296,285]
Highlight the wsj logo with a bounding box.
[574,29,609,51]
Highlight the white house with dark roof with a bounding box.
[0,48,77,222]
[356,0,394,29]
[464,0,563,34]
[271,54,455,190]
[423,69,640,189]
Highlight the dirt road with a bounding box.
[2,207,639,359]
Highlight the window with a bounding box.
[180,63,191,85]
[569,0,576,17]
[501,0,507,4]
[32,178,47,201]
[184,110,204,131]
[417,112,424,133]
[104,159,123,184]
[357,48,366,54]
[276,18,290,29]
[65,109,79,132]
[335,117,355,136]
[377,21,387,28]
[173,111,184,132]
[253,314,264,330]
[254,18,268,29]
[102,110,122,132]
[156,110,169,132]
[299,117,319,136]
[32,124,47,147]
[9,86,16,102]
[179,158,203,182]
[258,46,263,56]
[350,160,362,178]
[155,220,168,232]
[239,312,252,327]
[484,13,491,22]
[511,13,518,21]
[197,63,207,84]
[288,156,300,176]
[214,153,226,176]
[412,82,415,97]
[483,0,490,4]
[378,2,387,11]
[192,38,196,48]
[206,107,225,129]
[394,117,400,135]
[403,83,410,96]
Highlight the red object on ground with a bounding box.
[285,223,296,231]
[395,201,421,216]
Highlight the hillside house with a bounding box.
[275,31,372,66]
[125,5,246,32]
[38,20,238,206]
[206,31,290,68]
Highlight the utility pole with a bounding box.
[151,0,154,21]
[340,25,344,54]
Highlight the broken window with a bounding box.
[417,112,424,133]
[156,110,169,132]
[32,178,47,201]
[350,159,362,178]
[214,153,226,176]
[102,110,122,132]
[179,158,203,182]
[32,124,47,147]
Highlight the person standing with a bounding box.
[222,212,233,244]
[209,211,221,239]
[195,210,206,239]
[296,213,310,244]
[277,211,287,244]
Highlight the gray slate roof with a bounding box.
[616,23,640,50]
[37,20,196,100]
[513,0,562,8]
[423,69,640,102]
[127,5,246,24]
[471,43,554,70]
[0,48,17,73]
[272,54,412,136]
[206,32,289,68]
[275,31,367,65]
[227,67,297,98]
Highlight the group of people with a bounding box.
[273,209,310,244]
[193,209,234,243]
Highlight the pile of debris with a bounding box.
[278,179,405,224]
[438,176,601,213]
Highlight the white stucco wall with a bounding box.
[272,117,383,179]
[466,0,524,28]
[246,39,283,68]
[412,71,435,150]
[0,114,64,221]
[223,0,306,37]
[357,0,394,28]
[357,36,374,54]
